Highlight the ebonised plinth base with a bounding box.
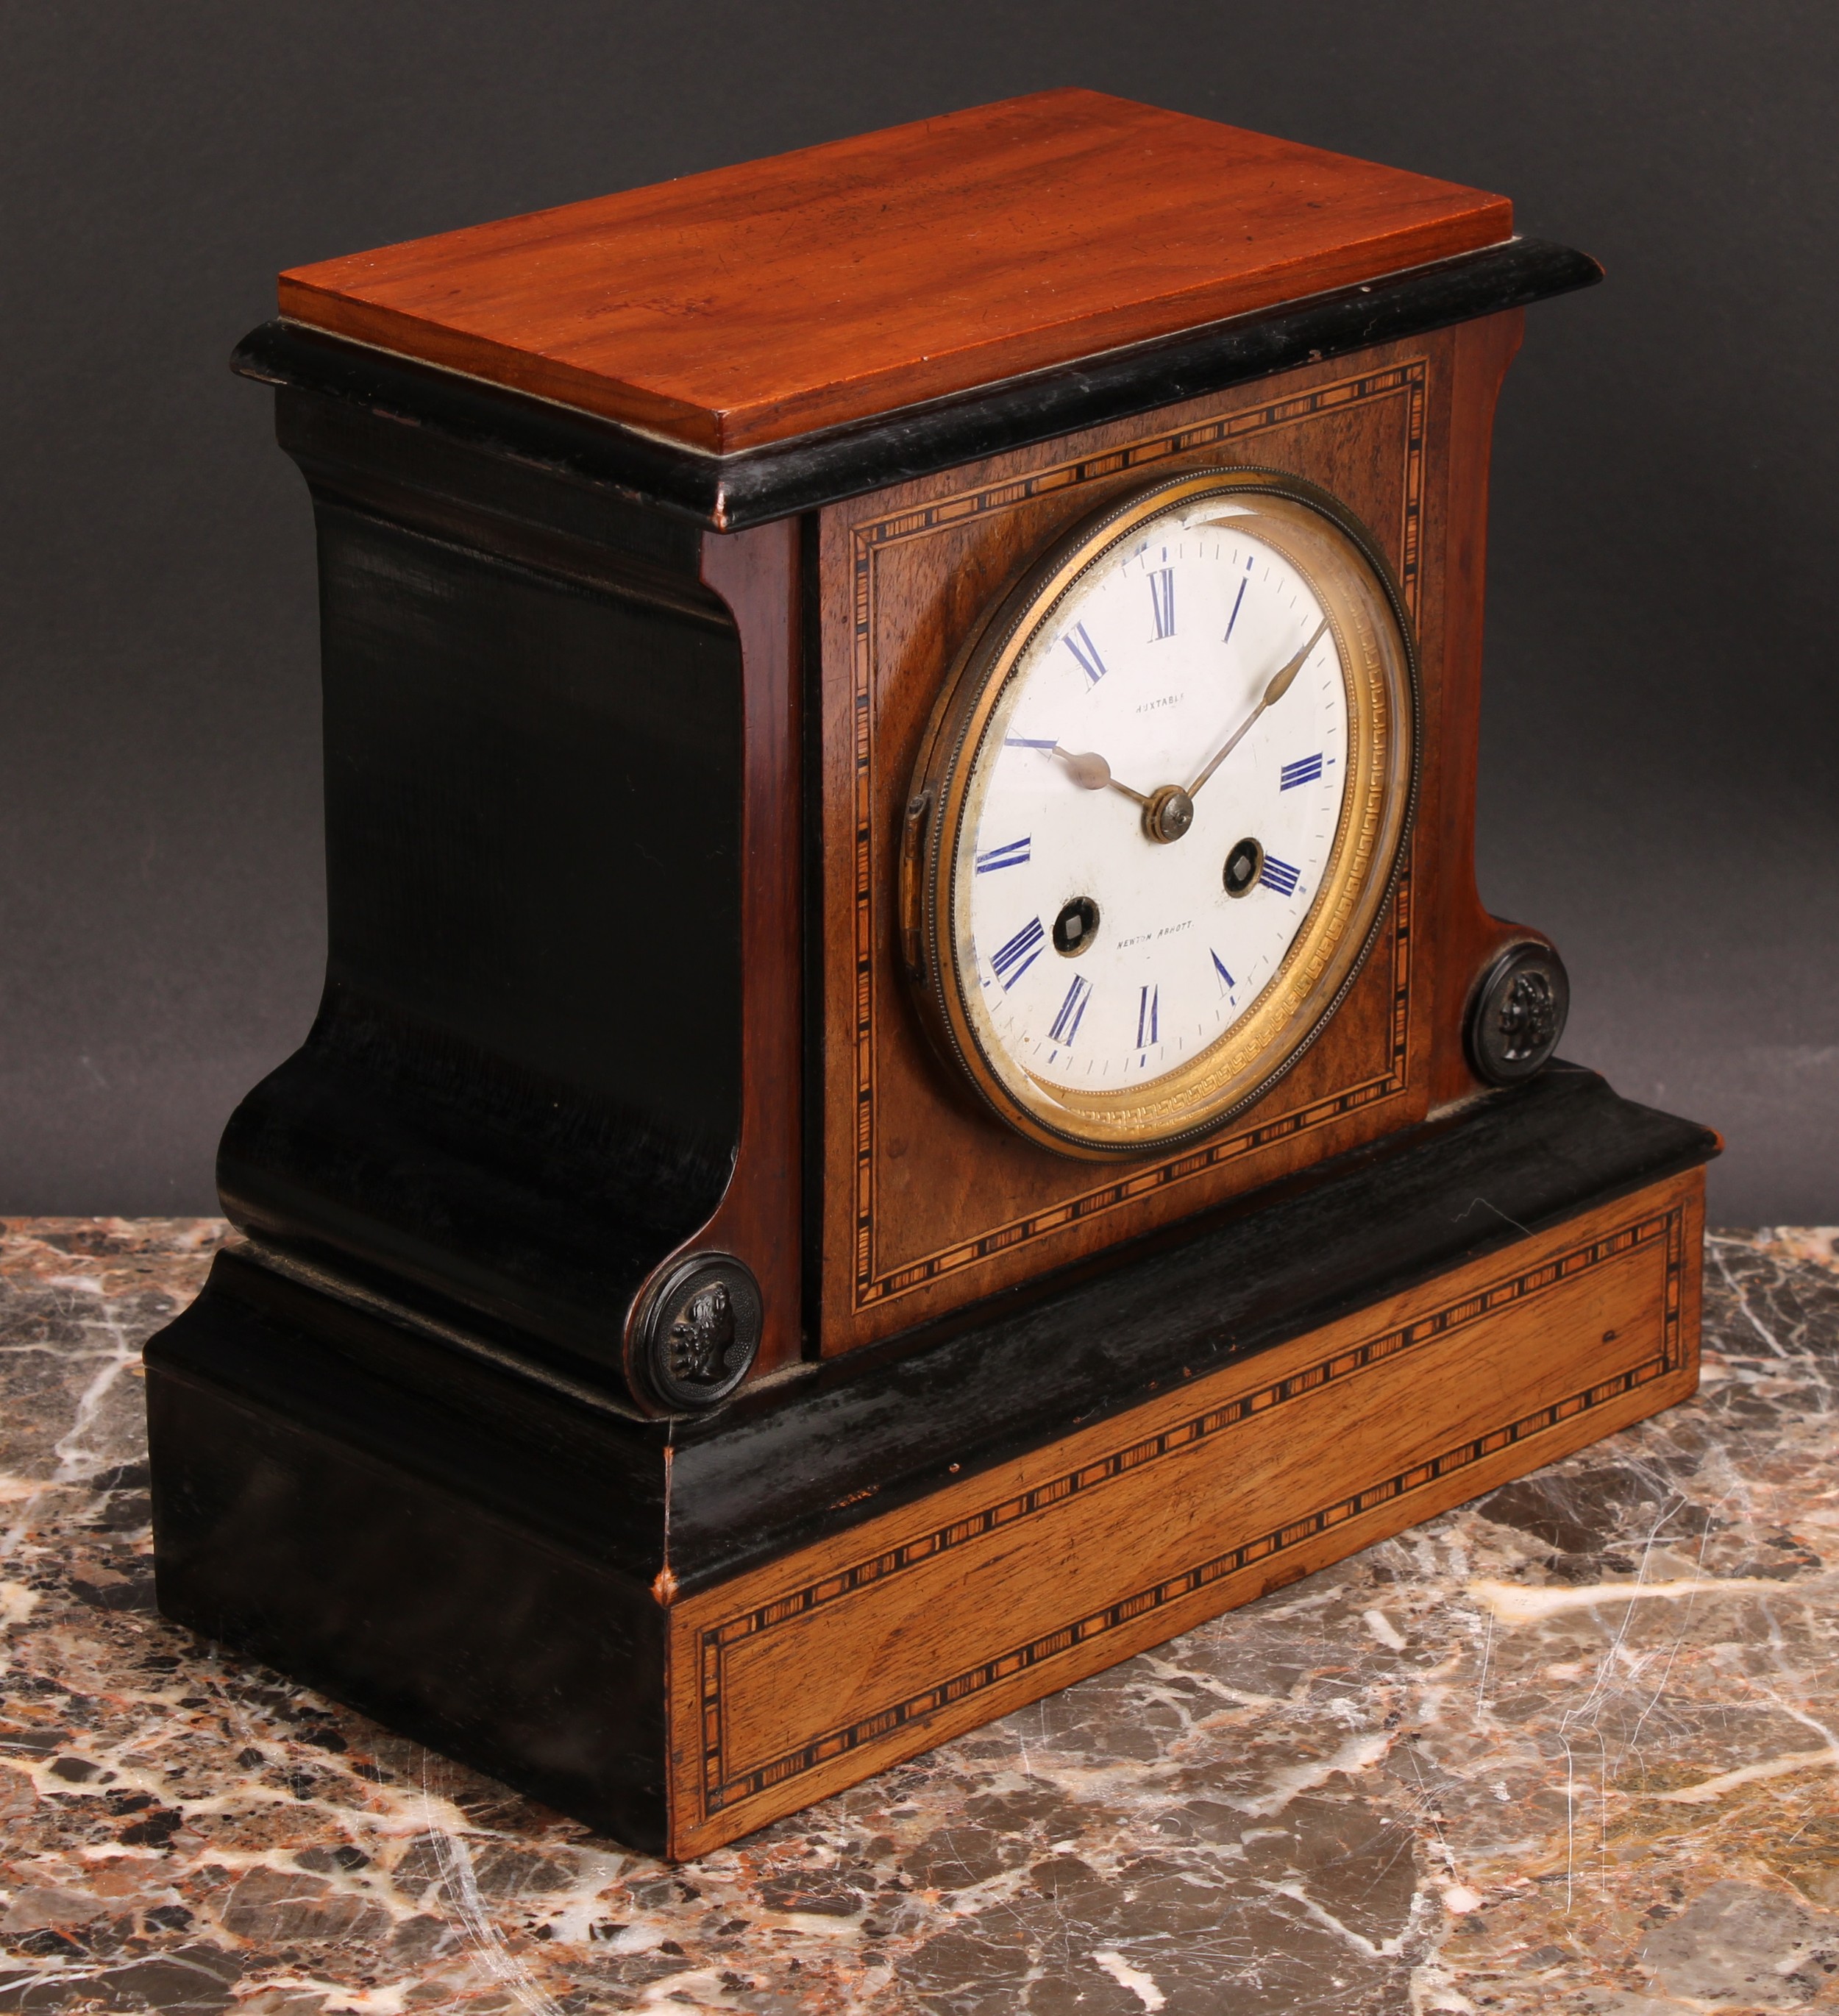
[146,1065,1715,1859]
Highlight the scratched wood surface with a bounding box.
[277,89,1511,452]
[625,521,806,1385]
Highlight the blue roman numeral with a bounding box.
[989,917,1045,987]
[1137,984,1159,1048]
[1003,736,1057,749]
[1280,753,1324,791]
[1148,568,1175,640]
[1260,855,1301,898]
[1063,622,1109,686]
[1048,973,1092,1045]
[1211,949,1235,995]
[975,835,1031,873]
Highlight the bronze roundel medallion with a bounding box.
[636,1252,764,1412]
[1467,942,1571,1085]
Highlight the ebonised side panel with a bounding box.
[219,400,749,1381]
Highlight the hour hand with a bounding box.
[1187,617,1329,799]
[1011,738,1150,805]
[1053,745,1149,804]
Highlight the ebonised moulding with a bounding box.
[233,235,1599,533]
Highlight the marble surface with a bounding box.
[2,1218,1837,2015]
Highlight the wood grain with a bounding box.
[277,90,1511,453]
[624,523,805,1389]
[811,322,1523,1356]
[1423,310,1555,1106]
[666,1167,1704,1856]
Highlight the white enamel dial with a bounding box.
[961,508,1346,1091]
[907,470,1415,1158]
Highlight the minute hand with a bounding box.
[1187,617,1330,799]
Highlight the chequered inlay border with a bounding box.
[850,361,1429,1310]
[702,1202,1684,1814]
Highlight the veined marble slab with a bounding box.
[1,1218,1835,2014]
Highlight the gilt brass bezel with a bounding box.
[903,467,1419,1160]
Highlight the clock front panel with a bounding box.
[813,324,1509,1357]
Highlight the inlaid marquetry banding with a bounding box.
[850,363,1429,1310]
[700,1201,1684,1814]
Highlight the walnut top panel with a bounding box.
[277,90,1512,454]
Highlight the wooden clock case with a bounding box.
[146,91,1717,1858]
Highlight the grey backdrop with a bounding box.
[3,2,1834,1223]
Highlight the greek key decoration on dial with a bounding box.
[903,469,1419,1157]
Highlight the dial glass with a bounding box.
[911,471,1415,1157]
[966,514,1346,1088]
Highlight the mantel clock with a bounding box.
[146,91,1717,1859]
